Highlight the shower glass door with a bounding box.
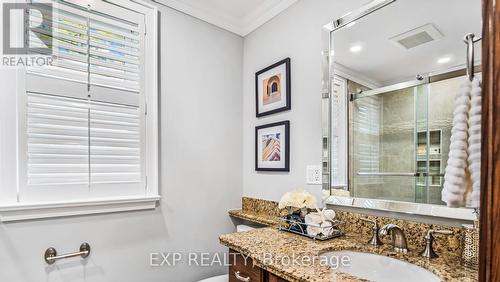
[350,83,431,203]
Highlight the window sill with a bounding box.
[0,195,160,222]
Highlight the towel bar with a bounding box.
[44,243,91,265]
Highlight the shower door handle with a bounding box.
[421,172,445,177]
[357,172,421,177]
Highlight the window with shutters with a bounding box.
[0,0,159,221]
[331,76,348,189]
[356,96,381,173]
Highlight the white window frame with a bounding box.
[0,0,159,221]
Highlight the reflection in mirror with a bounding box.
[322,0,481,217]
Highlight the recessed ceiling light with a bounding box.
[350,45,362,53]
[437,57,451,64]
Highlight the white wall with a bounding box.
[0,4,243,282]
[242,0,366,202]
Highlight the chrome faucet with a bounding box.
[379,224,408,253]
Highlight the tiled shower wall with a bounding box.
[349,76,463,204]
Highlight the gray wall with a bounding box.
[0,5,243,282]
[242,0,366,202]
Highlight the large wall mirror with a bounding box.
[321,0,481,220]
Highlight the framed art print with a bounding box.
[255,121,290,171]
[255,58,291,117]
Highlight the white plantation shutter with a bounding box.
[331,76,348,188]
[89,6,143,106]
[356,96,381,173]
[27,1,89,97]
[26,93,89,186]
[88,2,144,188]
[18,0,147,202]
[90,102,141,184]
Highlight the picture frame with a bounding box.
[255,58,291,117]
[255,121,290,171]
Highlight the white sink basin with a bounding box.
[321,250,440,282]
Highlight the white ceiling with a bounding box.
[155,0,299,36]
[333,0,482,86]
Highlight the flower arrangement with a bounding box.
[278,190,317,211]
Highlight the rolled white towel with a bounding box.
[468,143,481,155]
[452,123,468,132]
[304,213,322,225]
[450,140,467,151]
[320,221,334,237]
[305,213,323,237]
[469,135,481,145]
[322,209,336,221]
[469,106,481,116]
[455,96,469,107]
[446,158,467,170]
[467,77,482,208]
[444,174,465,187]
[450,131,468,142]
[449,149,468,161]
[442,79,472,207]
[453,113,469,125]
[470,96,481,107]
[442,188,465,207]
[454,104,469,115]
[468,124,481,135]
[305,209,337,237]
[469,115,481,125]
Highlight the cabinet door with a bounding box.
[265,272,288,282]
[229,249,263,282]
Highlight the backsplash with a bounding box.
[242,196,280,217]
[238,197,464,255]
[335,211,462,255]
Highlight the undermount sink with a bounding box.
[321,250,440,282]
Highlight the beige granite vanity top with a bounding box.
[219,227,477,282]
[228,209,281,227]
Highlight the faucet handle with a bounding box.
[420,229,453,259]
[360,217,383,246]
[426,229,453,238]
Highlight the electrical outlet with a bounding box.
[306,165,322,185]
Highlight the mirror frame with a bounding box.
[321,0,477,221]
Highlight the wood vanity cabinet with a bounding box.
[264,273,288,282]
[228,249,289,282]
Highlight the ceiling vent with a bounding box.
[390,23,443,50]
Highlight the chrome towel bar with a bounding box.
[44,243,91,265]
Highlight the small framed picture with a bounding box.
[255,58,291,117]
[255,121,290,171]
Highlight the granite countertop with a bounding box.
[228,209,281,227]
[219,227,478,282]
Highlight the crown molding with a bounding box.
[242,0,298,36]
[153,0,298,36]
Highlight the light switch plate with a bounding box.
[306,165,322,185]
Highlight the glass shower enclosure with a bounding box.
[349,75,464,205]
